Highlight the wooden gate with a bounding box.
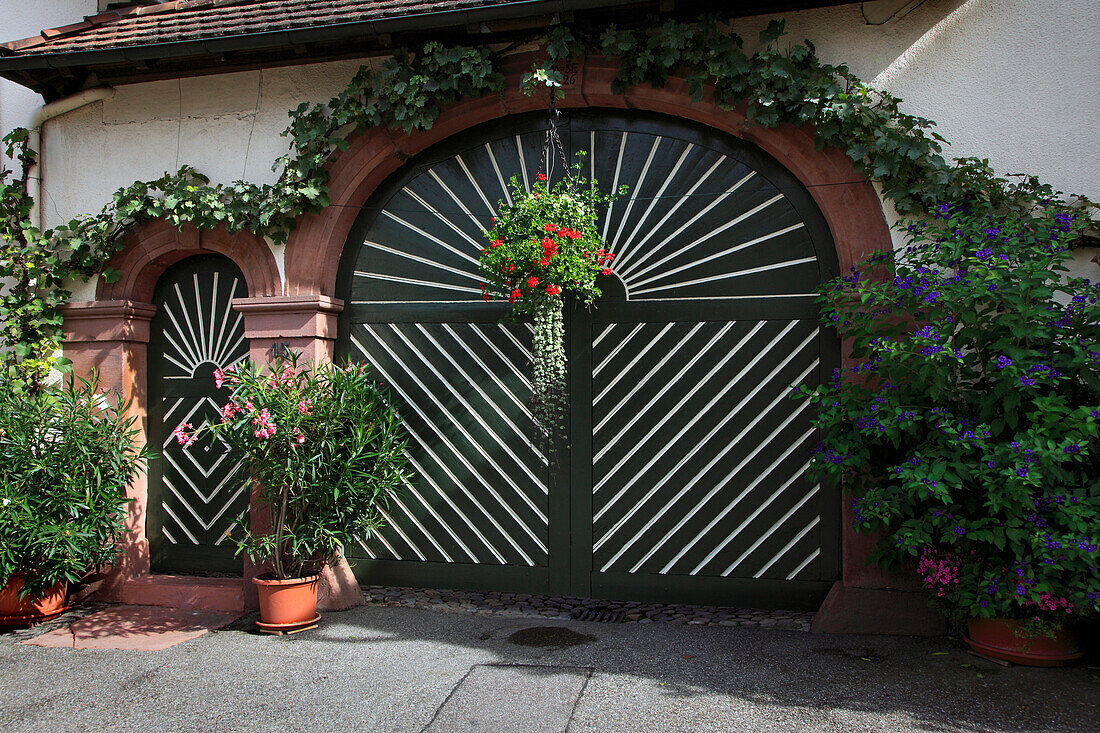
[338,111,839,608]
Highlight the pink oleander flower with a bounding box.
[294,430,306,444]
[173,423,196,447]
[213,368,226,389]
[298,399,313,415]
[220,402,240,420]
[251,408,276,439]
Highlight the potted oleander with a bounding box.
[794,196,1099,665]
[0,374,144,624]
[175,352,408,632]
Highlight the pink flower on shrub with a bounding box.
[917,548,959,597]
[213,368,226,389]
[220,402,240,420]
[251,409,276,439]
[173,423,195,447]
[297,399,313,415]
[294,430,306,444]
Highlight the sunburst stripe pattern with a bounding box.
[349,125,821,305]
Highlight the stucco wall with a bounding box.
[0,0,96,168]
[2,0,1097,294]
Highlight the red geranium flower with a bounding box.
[544,222,557,233]
[490,239,503,248]
[546,284,561,295]
[602,268,613,276]
[536,173,547,181]
[527,276,539,288]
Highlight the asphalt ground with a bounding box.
[2,603,1097,732]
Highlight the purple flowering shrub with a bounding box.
[794,201,1099,625]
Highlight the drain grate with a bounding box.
[570,606,626,623]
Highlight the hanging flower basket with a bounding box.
[478,161,624,433]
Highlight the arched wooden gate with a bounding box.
[337,111,839,608]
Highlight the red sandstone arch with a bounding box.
[97,218,282,302]
[283,53,892,296]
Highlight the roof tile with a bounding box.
[1,0,518,56]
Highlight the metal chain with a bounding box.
[539,90,570,186]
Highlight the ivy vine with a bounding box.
[1,15,1092,392]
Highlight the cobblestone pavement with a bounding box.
[362,585,814,630]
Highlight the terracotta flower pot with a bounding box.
[0,574,69,625]
[253,574,320,632]
[965,617,1085,667]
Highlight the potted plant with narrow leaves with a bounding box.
[0,373,145,624]
[175,352,408,632]
[478,159,625,433]
[794,191,1098,665]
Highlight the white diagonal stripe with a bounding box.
[600,391,814,571]
[486,142,512,205]
[440,324,541,448]
[515,135,530,193]
[613,142,694,273]
[362,239,483,283]
[592,322,619,350]
[593,322,651,384]
[354,271,482,294]
[427,168,485,230]
[468,324,533,391]
[720,487,820,577]
[680,460,811,576]
[594,329,817,538]
[162,503,199,544]
[432,324,547,464]
[619,165,748,279]
[626,193,786,285]
[592,322,718,459]
[600,132,628,242]
[405,449,529,566]
[401,451,492,564]
[401,324,548,492]
[628,222,806,290]
[631,257,817,296]
[786,548,821,580]
[399,186,484,253]
[378,499,433,562]
[455,153,498,217]
[610,135,661,256]
[191,274,209,363]
[752,517,820,579]
[593,324,805,557]
[352,332,548,550]
[381,208,481,262]
[593,320,787,497]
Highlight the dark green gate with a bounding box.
[148,254,250,574]
[338,111,839,608]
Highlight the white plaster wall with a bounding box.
[0,0,95,168]
[4,0,1098,283]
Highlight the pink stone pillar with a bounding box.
[61,300,158,598]
[232,295,362,610]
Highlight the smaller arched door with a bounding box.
[148,254,250,574]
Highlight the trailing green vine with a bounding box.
[1,15,1093,390]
